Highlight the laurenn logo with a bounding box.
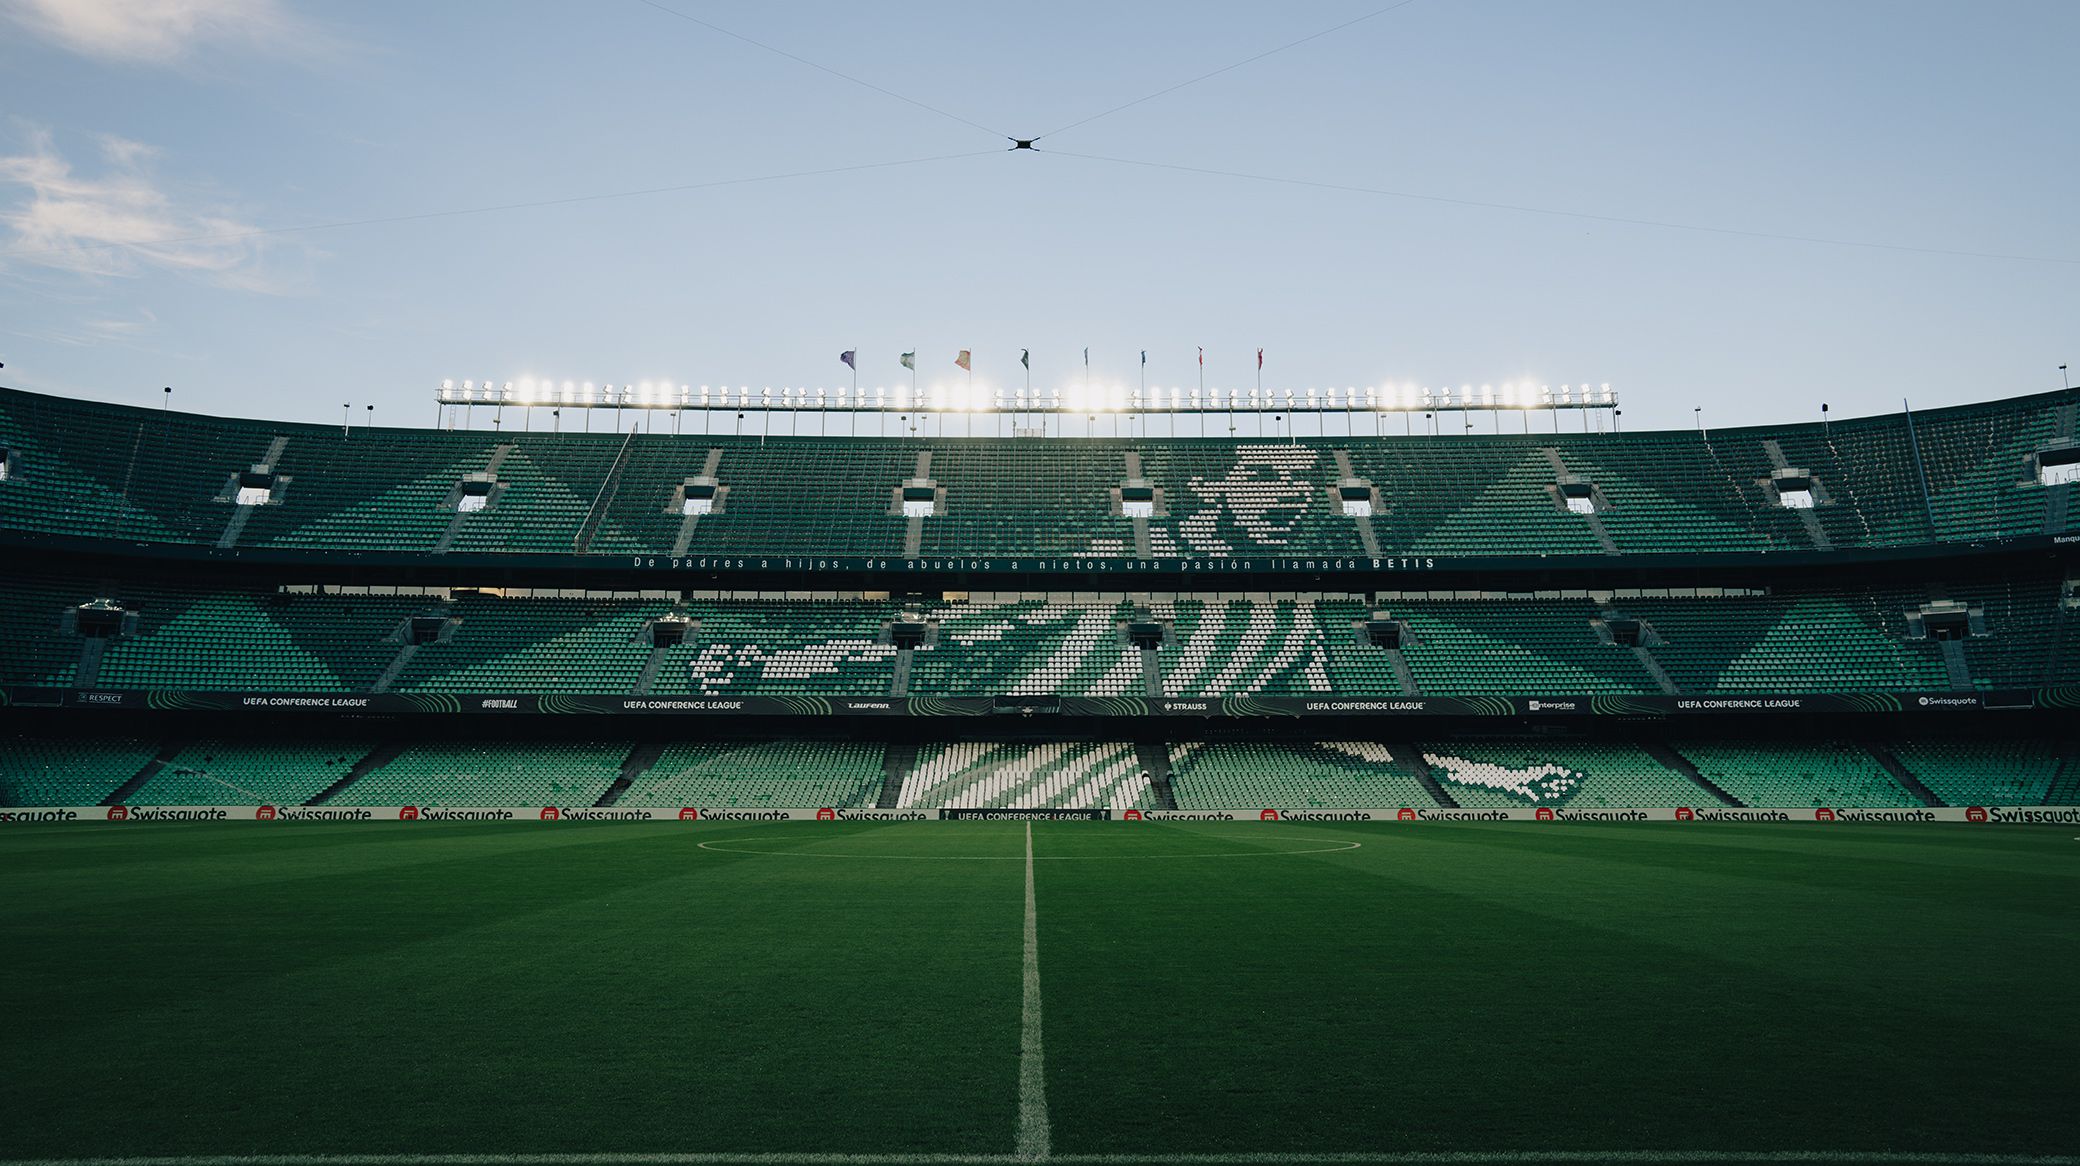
[1259,809,1281,821]
[1674,807,1695,821]
[399,806,420,820]
[539,807,561,821]
[256,805,277,821]
[1534,806,1556,821]
[1814,807,1837,822]
[1965,806,1989,823]
[815,808,837,821]
[1396,808,1417,821]
[106,805,129,821]
[677,807,699,821]
[1123,809,1144,821]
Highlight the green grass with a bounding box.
[0,821,2074,1165]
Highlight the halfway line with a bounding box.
[1017,820,1050,1160]
[7,1150,2076,1164]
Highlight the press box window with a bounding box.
[889,617,928,649]
[408,615,449,645]
[1774,473,1815,509]
[75,600,127,638]
[0,445,12,482]
[2039,446,2080,487]
[682,482,716,516]
[1363,618,1403,648]
[235,468,277,506]
[1559,481,1597,515]
[649,618,691,647]
[1121,484,1155,519]
[456,477,494,513]
[902,485,937,518]
[1126,621,1166,650]
[1339,484,1374,518]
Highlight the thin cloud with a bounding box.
[1,0,320,63]
[0,127,309,293]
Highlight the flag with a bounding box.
[1020,349,1029,369]
[840,350,856,370]
[1083,347,1089,367]
[1140,350,1147,366]
[900,351,915,370]
[1198,346,1204,367]
[1257,348,1264,370]
[956,350,971,371]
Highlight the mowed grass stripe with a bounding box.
[0,823,1025,1159]
[3,822,2072,1160]
[1039,821,2076,1156]
[6,1148,2079,1164]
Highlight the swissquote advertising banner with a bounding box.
[6,805,2075,825]
[5,687,2074,718]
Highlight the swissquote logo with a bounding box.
[1123,809,1144,821]
[1674,807,1695,821]
[1534,806,1556,821]
[815,808,837,821]
[257,805,277,821]
[1259,809,1281,821]
[106,805,129,821]
[677,807,698,821]
[1965,806,1989,823]
[1396,808,1417,821]
[539,807,561,821]
[1814,807,1837,822]
[399,806,420,820]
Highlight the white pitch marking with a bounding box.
[693,839,1363,861]
[7,1149,2075,1164]
[1016,819,1050,1161]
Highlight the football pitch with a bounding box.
[2,820,2075,1166]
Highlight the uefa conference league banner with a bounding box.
[5,805,2076,825]
[5,687,2077,717]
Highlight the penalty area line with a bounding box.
[6,1150,2078,1165]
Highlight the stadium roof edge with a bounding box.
[2,382,2075,446]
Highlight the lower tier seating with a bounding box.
[2,734,2073,809]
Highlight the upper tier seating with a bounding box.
[3,578,2074,697]
[3,386,2072,561]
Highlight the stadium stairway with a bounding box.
[307,743,406,805]
[1134,740,1180,810]
[596,741,667,807]
[571,429,637,554]
[102,741,184,806]
[875,742,919,809]
[1390,742,1460,808]
[1864,744,1943,806]
[2044,744,2080,806]
[1638,742,1744,806]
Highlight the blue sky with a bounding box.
[0,0,2074,434]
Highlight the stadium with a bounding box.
[2,376,2077,1164]
[4,3,2078,1164]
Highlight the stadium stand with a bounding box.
[3,386,2074,559]
[618,740,884,808]
[1167,741,1435,807]
[3,383,2078,813]
[327,742,630,807]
